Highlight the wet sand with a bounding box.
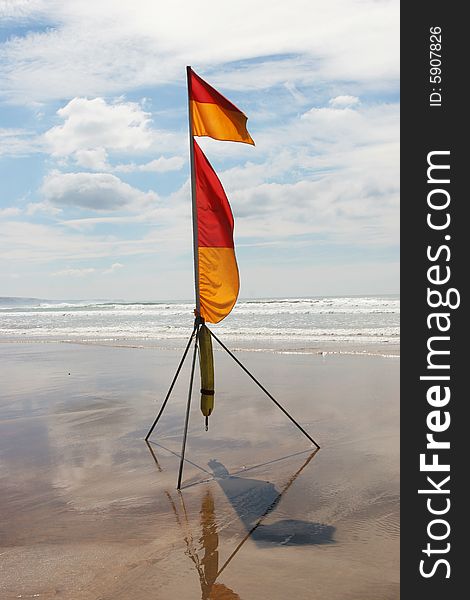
[0,342,399,599]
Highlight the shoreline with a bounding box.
[0,337,400,358]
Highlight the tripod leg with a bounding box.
[177,326,200,489]
[145,326,197,441]
[208,329,320,450]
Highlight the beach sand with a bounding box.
[0,341,399,600]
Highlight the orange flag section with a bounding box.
[194,140,239,323]
[189,68,254,145]
[198,247,239,324]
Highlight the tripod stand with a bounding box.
[145,318,320,489]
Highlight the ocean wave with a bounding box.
[0,295,400,347]
[0,325,400,344]
[1,297,399,317]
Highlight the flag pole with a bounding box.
[186,66,200,316]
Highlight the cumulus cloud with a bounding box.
[231,175,398,245]
[216,101,399,245]
[114,156,184,173]
[41,96,182,170]
[300,106,362,140]
[40,171,158,210]
[74,148,109,170]
[44,97,154,157]
[0,1,399,298]
[295,102,398,146]
[329,95,360,108]
[221,103,399,182]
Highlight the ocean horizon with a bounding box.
[0,294,399,354]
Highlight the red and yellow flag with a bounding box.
[187,67,254,324]
[193,139,239,324]
[187,68,254,427]
[189,68,254,145]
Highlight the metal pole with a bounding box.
[177,324,200,489]
[145,326,197,441]
[208,328,320,449]
[186,66,200,315]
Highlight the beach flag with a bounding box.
[187,66,254,428]
[189,67,255,145]
[193,139,239,324]
[188,67,254,324]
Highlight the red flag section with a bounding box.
[189,68,254,145]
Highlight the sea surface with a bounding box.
[0,295,399,353]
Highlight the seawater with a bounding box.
[0,296,399,353]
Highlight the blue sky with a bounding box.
[0,0,399,301]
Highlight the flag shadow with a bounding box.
[148,445,333,597]
[208,455,335,548]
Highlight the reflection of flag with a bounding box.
[189,68,254,145]
[194,139,239,324]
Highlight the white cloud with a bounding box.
[52,267,96,277]
[41,96,182,169]
[329,95,360,108]
[40,171,158,210]
[25,200,62,215]
[215,102,399,246]
[114,155,184,173]
[221,103,399,178]
[0,206,22,217]
[0,0,46,18]
[300,106,363,139]
[0,218,188,264]
[284,81,307,104]
[235,176,398,245]
[294,102,398,146]
[0,127,38,156]
[103,262,123,274]
[74,148,109,170]
[0,96,182,161]
[52,263,124,276]
[0,1,399,103]
[44,97,154,156]
[0,1,399,299]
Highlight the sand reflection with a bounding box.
[167,488,241,599]
[148,443,328,598]
[1,343,399,600]
[207,454,334,547]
